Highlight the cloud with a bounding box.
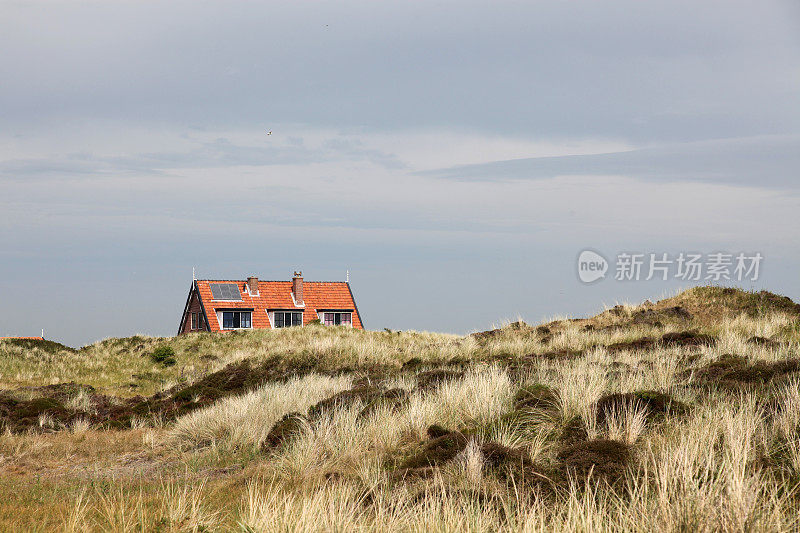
[0,133,404,180]
[1,0,798,346]
[424,135,800,189]
[1,1,798,141]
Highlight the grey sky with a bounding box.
[1,1,798,347]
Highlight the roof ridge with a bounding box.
[198,279,348,284]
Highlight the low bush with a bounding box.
[150,346,177,366]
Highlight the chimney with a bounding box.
[292,271,304,306]
[247,276,259,295]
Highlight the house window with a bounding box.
[191,313,198,330]
[199,314,205,330]
[222,311,252,329]
[274,311,302,328]
[322,312,352,326]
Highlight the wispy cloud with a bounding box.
[423,135,800,189]
[0,134,404,181]
[1,0,798,346]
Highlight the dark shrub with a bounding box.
[513,384,558,410]
[400,431,468,469]
[557,439,631,482]
[150,346,177,366]
[691,355,800,386]
[263,412,307,451]
[595,390,688,424]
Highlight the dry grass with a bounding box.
[171,373,354,450]
[1,286,800,531]
[0,327,475,396]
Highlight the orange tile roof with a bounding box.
[0,337,45,340]
[194,279,363,331]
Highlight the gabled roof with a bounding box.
[193,279,363,331]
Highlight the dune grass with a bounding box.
[1,286,799,531]
[0,326,477,396]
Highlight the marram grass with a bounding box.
[1,286,799,531]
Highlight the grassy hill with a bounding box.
[1,286,799,531]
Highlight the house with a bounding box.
[178,271,363,334]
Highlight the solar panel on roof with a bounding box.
[210,283,242,301]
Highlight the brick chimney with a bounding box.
[292,271,304,306]
[247,276,259,295]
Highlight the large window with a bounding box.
[274,311,302,328]
[191,312,198,330]
[222,311,252,329]
[323,312,352,326]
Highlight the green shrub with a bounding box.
[150,346,177,367]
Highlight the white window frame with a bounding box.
[216,309,253,330]
[270,310,304,329]
[320,311,353,327]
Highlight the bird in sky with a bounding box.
[267,130,272,135]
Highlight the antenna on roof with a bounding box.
[192,267,196,281]
[346,269,350,283]
[41,328,44,339]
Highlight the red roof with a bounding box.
[194,279,363,331]
[0,337,45,340]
